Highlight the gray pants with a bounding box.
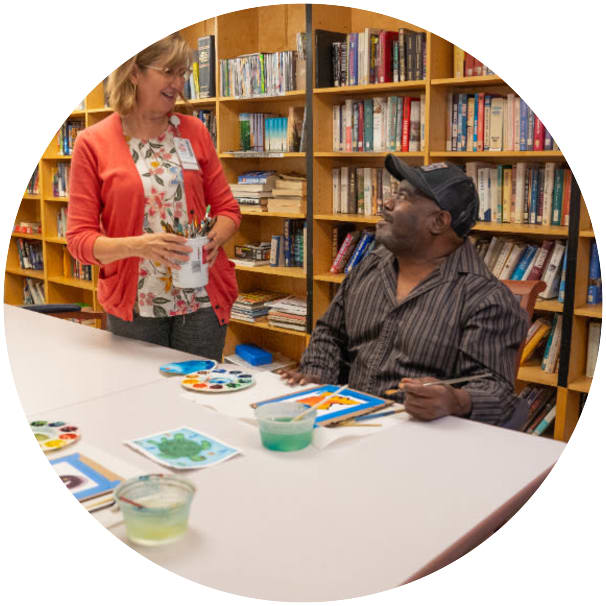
[107,307,227,361]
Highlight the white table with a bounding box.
[4,306,566,601]
[4,305,196,414]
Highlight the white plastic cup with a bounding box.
[172,236,208,289]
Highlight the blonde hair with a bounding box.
[107,33,192,115]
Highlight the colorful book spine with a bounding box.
[587,240,602,304]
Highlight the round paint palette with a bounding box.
[160,360,217,375]
[30,420,80,452]
[181,368,256,393]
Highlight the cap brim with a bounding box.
[384,154,436,201]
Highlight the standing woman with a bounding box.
[67,33,240,361]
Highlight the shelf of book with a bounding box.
[233,265,306,279]
[45,236,67,245]
[579,229,595,239]
[314,272,345,284]
[220,152,306,159]
[22,194,40,201]
[574,304,602,319]
[5,267,45,280]
[535,299,563,313]
[47,276,95,290]
[313,81,426,96]
[567,377,592,394]
[431,75,504,87]
[314,152,425,158]
[44,154,72,161]
[219,90,306,103]
[314,214,381,223]
[230,317,308,337]
[471,223,568,237]
[11,232,42,241]
[431,151,564,159]
[518,362,558,387]
[240,210,306,219]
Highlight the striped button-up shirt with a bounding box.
[300,239,529,425]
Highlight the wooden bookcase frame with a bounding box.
[5,3,598,441]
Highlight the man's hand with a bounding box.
[398,376,471,420]
[277,367,322,386]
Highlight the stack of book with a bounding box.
[16,238,43,270]
[230,171,277,212]
[452,46,494,78]
[230,290,284,323]
[316,28,426,87]
[268,173,306,213]
[267,296,307,332]
[587,240,601,304]
[232,242,272,267]
[446,92,558,152]
[183,35,216,99]
[332,166,398,215]
[332,95,424,152]
[329,228,376,275]
[521,314,563,374]
[238,108,304,153]
[466,162,572,226]
[26,167,39,195]
[56,119,84,156]
[220,44,301,98]
[472,236,567,300]
[13,221,41,235]
[23,277,45,305]
[269,219,306,268]
[52,163,70,198]
[518,385,557,435]
[194,110,216,147]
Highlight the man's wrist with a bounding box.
[451,387,472,417]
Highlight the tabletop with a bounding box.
[5,305,566,601]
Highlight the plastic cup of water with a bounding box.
[114,474,196,546]
[254,401,317,452]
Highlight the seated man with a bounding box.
[280,156,529,427]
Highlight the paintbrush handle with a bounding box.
[384,372,492,397]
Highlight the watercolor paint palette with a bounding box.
[30,420,80,452]
[159,359,217,375]
[181,368,256,393]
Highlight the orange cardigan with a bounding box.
[66,112,241,324]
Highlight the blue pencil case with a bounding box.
[235,344,272,366]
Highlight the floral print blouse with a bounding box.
[125,122,211,318]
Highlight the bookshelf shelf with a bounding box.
[518,362,558,387]
[45,196,69,203]
[232,265,306,279]
[313,81,426,96]
[5,267,44,279]
[471,223,568,237]
[175,97,217,107]
[22,194,40,201]
[567,377,592,394]
[230,317,307,337]
[44,154,72,161]
[431,151,564,159]
[431,75,505,87]
[11,232,42,241]
[45,236,67,245]
[86,108,113,115]
[314,151,425,158]
[314,214,382,224]
[535,299,564,313]
[314,272,345,284]
[220,152,306,159]
[47,276,95,290]
[219,90,306,103]
[574,304,602,319]
[240,210,306,219]
[580,229,595,238]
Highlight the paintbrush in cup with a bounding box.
[290,384,349,422]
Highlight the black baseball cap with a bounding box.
[384,155,479,238]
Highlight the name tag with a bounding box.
[174,137,200,171]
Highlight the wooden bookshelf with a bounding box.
[5,4,596,442]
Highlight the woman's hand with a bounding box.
[203,215,239,267]
[134,233,192,270]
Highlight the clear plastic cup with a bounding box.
[114,474,196,546]
[254,401,317,452]
[172,237,208,289]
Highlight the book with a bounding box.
[330,231,361,273]
[532,405,557,436]
[521,318,551,364]
[541,313,563,373]
[344,230,375,274]
[587,240,602,304]
[316,30,346,87]
[540,240,566,299]
[197,35,216,98]
[586,321,601,378]
[527,240,555,281]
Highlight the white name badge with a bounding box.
[174,137,200,171]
